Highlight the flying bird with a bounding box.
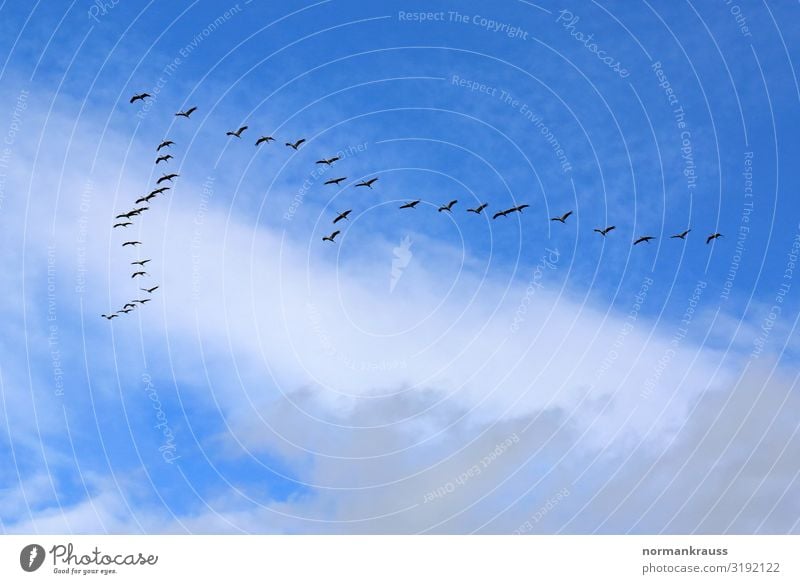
[141,286,160,293]
[355,178,378,189]
[511,204,530,213]
[706,232,723,244]
[467,203,488,214]
[131,271,148,279]
[135,193,158,204]
[551,211,573,223]
[118,309,133,314]
[634,236,655,245]
[255,136,275,146]
[322,230,341,243]
[131,206,149,215]
[149,187,170,196]
[129,92,150,104]
[316,156,341,166]
[593,226,616,236]
[670,229,691,240]
[226,126,248,138]
[156,140,174,151]
[333,210,352,224]
[155,154,173,164]
[438,200,458,213]
[175,106,198,118]
[492,210,509,219]
[157,173,179,184]
[122,303,137,310]
[115,212,134,219]
[131,260,151,266]
[399,200,421,209]
[101,314,118,320]
[122,241,142,247]
[285,138,306,150]
[134,299,151,305]
[324,177,347,186]
[113,222,132,228]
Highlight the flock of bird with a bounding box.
[103,93,724,318]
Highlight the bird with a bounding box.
[492,210,509,219]
[706,232,723,244]
[285,138,306,150]
[324,177,347,186]
[115,212,134,219]
[131,260,151,266]
[122,241,142,247]
[155,154,173,164]
[134,299,151,305]
[131,271,148,279]
[135,193,158,204]
[226,126,248,138]
[122,303,137,310]
[157,173,179,184]
[438,200,458,212]
[129,92,150,104]
[255,136,275,146]
[131,206,149,215]
[118,309,133,314]
[510,204,530,213]
[634,236,655,245]
[551,211,573,223]
[593,226,616,236]
[175,106,198,118]
[322,230,341,243]
[141,286,160,293]
[113,222,132,228]
[670,229,691,240]
[101,314,118,320]
[467,203,488,214]
[399,200,421,209]
[316,156,341,166]
[355,178,378,189]
[149,187,170,196]
[333,210,352,224]
[156,140,174,151]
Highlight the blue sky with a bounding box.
[0,0,799,534]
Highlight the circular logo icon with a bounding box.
[20,544,45,572]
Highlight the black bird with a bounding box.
[122,241,142,247]
[551,211,573,223]
[355,178,378,189]
[324,177,347,186]
[131,206,149,215]
[634,236,655,245]
[322,230,341,243]
[670,229,691,240]
[492,210,509,219]
[593,226,616,236]
[118,309,133,314]
[129,92,150,104]
[467,203,488,214]
[122,303,137,310]
[115,212,134,219]
[316,156,341,166]
[333,210,352,224]
[141,286,160,293]
[511,204,530,213]
[438,200,458,213]
[175,106,198,118]
[135,193,158,204]
[155,154,173,164]
[399,200,421,209]
[134,299,151,305]
[226,126,248,138]
[131,271,148,279]
[156,140,174,151]
[285,138,306,150]
[113,222,132,228]
[149,187,170,196]
[157,173,179,184]
[101,313,118,320]
[131,260,151,266]
[706,232,723,244]
[255,136,275,146]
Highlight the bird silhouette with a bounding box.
[129,92,150,104]
[322,230,341,243]
[141,286,160,293]
[255,136,275,146]
[355,178,378,189]
[511,204,530,213]
[333,210,352,224]
[399,200,421,209]
[131,206,149,215]
[467,203,488,214]
[670,229,691,240]
[156,140,174,151]
[122,241,142,247]
[593,226,616,236]
[175,106,197,118]
[157,173,179,184]
[634,236,655,245]
[324,177,347,186]
[551,211,573,223]
[101,313,118,319]
[226,126,248,138]
[149,187,170,196]
[131,259,151,266]
[131,271,148,279]
[706,232,723,244]
[135,193,158,204]
[122,303,137,310]
[493,210,509,219]
[438,200,458,212]
[285,138,306,150]
[134,299,151,304]
[155,154,173,165]
[113,222,132,228]
[118,308,133,314]
[316,156,341,166]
